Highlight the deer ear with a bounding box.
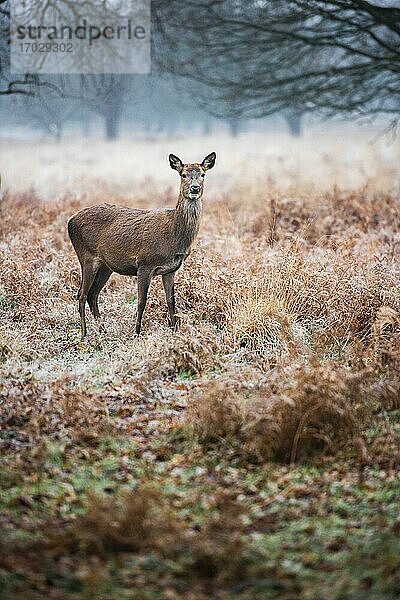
[169,154,183,173]
[201,152,216,171]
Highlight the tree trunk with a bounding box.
[228,117,240,137]
[82,117,91,138]
[105,109,119,140]
[285,113,303,137]
[104,93,123,141]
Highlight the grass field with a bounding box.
[0,129,400,599]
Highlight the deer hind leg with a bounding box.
[75,257,84,300]
[135,267,152,335]
[87,265,112,319]
[78,259,98,339]
[162,272,178,330]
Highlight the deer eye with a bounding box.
[181,174,187,178]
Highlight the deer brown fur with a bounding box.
[67,152,216,338]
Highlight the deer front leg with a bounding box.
[135,267,151,335]
[162,272,178,330]
[78,259,98,339]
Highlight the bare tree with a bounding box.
[79,74,130,140]
[154,0,400,125]
[0,1,39,96]
[0,0,142,98]
[20,85,79,140]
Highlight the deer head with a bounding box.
[169,152,216,200]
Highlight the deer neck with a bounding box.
[173,192,202,253]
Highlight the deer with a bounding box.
[67,152,216,339]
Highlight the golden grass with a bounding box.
[1,173,399,462]
[1,138,400,598]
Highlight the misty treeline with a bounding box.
[0,72,219,140]
[0,0,399,139]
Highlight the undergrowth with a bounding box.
[1,184,399,598]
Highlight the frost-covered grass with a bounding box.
[0,133,399,598]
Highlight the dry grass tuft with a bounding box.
[228,282,298,354]
[45,484,181,557]
[165,324,220,376]
[0,376,113,450]
[186,357,398,463]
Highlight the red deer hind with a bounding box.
[68,152,216,339]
